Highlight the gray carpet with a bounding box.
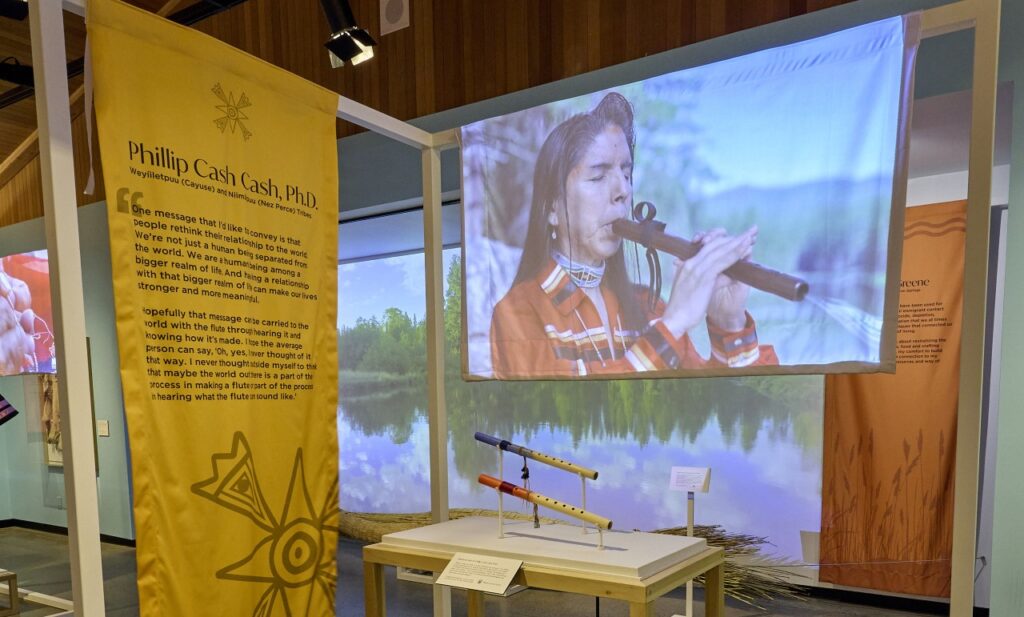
[0,527,942,616]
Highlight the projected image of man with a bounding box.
[489,92,778,378]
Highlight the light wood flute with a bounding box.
[478,474,613,530]
[474,432,599,480]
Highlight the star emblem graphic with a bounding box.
[212,83,253,141]
[193,433,338,617]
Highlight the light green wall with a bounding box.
[0,201,133,539]
[0,379,13,519]
[990,0,1023,614]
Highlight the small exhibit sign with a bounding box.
[436,552,522,595]
[669,466,711,493]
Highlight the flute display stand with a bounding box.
[668,466,711,617]
[492,447,605,549]
[363,517,724,617]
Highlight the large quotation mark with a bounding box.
[117,187,144,213]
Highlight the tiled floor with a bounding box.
[0,527,944,616]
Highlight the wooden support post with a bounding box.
[704,563,725,617]
[362,561,386,617]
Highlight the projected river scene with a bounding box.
[339,253,823,561]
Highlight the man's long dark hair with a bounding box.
[512,91,646,331]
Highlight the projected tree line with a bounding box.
[338,256,822,475]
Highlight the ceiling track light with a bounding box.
[0,0,28,21]
[0,57,33,87]
[318,0,377,67]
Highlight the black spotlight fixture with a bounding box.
[0,57,33,87]
[319,0,376,67]
[0,0,28,21]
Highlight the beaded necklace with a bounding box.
[552,251,605,289]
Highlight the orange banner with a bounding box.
[819,201,966,596]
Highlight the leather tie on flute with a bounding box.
[474,432,599,480]
[478,474,612,530]
[611,216,809,302]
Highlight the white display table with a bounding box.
[362,516,725,617]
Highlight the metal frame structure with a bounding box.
[30,0,998,615]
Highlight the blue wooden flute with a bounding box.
[474,432,599,480]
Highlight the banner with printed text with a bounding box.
[819,201,966,596]
[89,1,339,615]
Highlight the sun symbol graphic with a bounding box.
[212,83,253,141]
[192,432,338,617]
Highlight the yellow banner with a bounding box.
[89,1,339,614]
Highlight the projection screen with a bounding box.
[1,250,56,376]
[461,15,920,380]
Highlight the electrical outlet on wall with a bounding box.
[97,420,110,437]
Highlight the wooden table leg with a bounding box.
[628,600,654,617]
[363,561,386,617]
[0,570,18,617]
[467,589,485,617]
[704,562,725,617]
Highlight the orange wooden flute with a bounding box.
[478,474,612,530]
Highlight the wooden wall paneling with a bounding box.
[549,1,567,82]
[671,0,697,50]
[807,0,853,11]
[433,0,455,112]
[597,0,620,69]
[0,99,41,160]
[728,0,795,32]
[381,5,413,124]
[583,0,600,74]
[695,0,728,41]
[0,129,39,191]
[623,1,640,69]
[0,156,42,228]
[558,0,585,78]
[527,1,552,94]
[648,0,673,62]
[467,0,486,103]
[503,3,529,96]
[61,10,87,62]
[482,0,501,100]
[368,31,385,120]
[413,0,436,119]
[0,107,104,228]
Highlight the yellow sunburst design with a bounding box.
[193,432,338,617]
[212,83,253,141]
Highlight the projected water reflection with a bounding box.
[338,376,822,561]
